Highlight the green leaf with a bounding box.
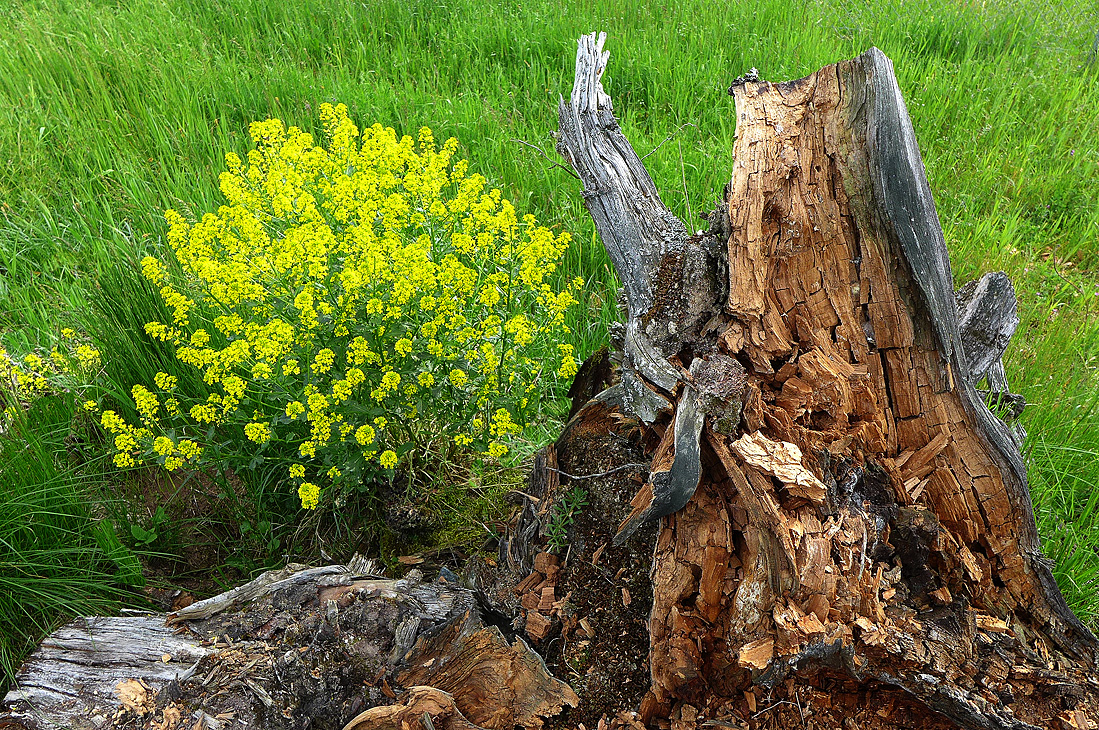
[130,523,157,545]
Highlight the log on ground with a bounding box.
[1,558,577,730]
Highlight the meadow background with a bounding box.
[1,0,1098,691]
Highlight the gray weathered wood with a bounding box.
[2,615,208,728]
[557,32,728,539]
[556,33,724,377]
[955,272,1026,433]
[613,383,704,544]
[955,272,1020,385]
[555,31,690,327]
[167,563,356,622]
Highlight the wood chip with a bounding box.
[899,429,950,481]
[736,638,774,670]
[152,705,183,730]
[957,543,985,582]
[534,552,560,573]
[906,476,929,501]
[539,586,556,613]
[525,610,552,641]
[807,594,830,624]
[854,617,887,646]
[796,611,826,637]
[731,431,827,502]
[975,614,1010,633]
[621,588,632,607]
[515,572,543,594]
[115,679,155,716]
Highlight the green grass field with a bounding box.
[1,0,1098,688]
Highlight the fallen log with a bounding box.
[544,31,1098,730]
[1,557,577,730]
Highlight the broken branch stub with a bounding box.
[555,32,1099,729]
[557,31,729,544]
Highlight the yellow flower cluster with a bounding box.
[0,334,102,428]
[0,350,50,403]
[94,368,206,470]
[298,482,320,510]
[108,104,579,510]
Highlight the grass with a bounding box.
[0,394,136,685]
[0,0,1097,689]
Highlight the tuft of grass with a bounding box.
[79,255,212,425]
[1019,367,1099,623]
[0,393,136,693]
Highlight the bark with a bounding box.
[1,559,577,730]
[551,31,1099,730]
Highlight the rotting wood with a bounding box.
[341,686,488,730]
[341,685,485,730]
[1,561,576,730]
[399,606,578,729]
[551,30,1099,730]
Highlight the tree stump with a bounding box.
[551,31,1099,730]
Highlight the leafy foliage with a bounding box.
[95,104,580,511]
[545,484,589,553]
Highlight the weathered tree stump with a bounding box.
[546,31,1099,730]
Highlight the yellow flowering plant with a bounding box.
[102,104,580,511]
[0,329,102,426]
